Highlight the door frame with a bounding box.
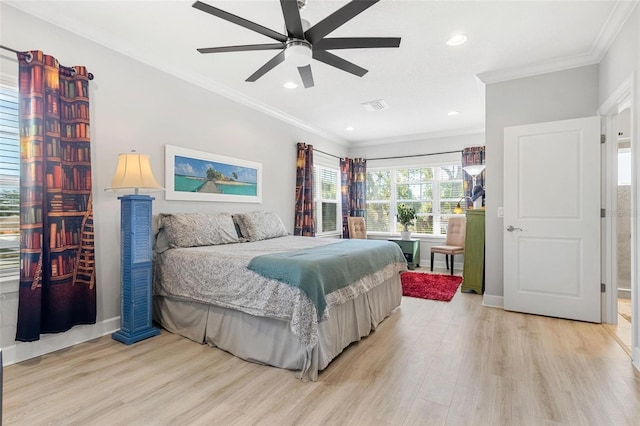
[599,73,638,370]
[602,97,631,325]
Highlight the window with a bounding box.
[366,163,464,236]
[0,77,20,284]
[313,165,340,234]
[618,149,631,186]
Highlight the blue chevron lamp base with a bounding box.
[112,194,159,345]
[112,327,160,345]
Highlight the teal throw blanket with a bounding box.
[247,239,406,318]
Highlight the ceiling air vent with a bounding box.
[361,99,390,112]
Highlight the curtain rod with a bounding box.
[366,150,462,161]
[0,45,28,57]
[314,148,462,161]
[0,45,95,80]
[314,148,342,159]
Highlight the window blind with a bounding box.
[0,78,20,281]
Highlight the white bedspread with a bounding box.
[153,236,406,348]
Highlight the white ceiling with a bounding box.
[7,0,637,146]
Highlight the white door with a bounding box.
[504,116,601,322]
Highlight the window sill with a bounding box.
[367,233,447,242]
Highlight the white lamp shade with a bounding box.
[462,164,486,177]
[108,152,163,192]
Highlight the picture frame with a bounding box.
[165,145,262,203]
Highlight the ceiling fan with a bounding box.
[192,0,401,88]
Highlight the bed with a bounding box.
[152,211,407,381]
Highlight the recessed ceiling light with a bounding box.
[448,111,459,116]
[446,34,467,46]
[346,126,355,132]
[283,81,298,89]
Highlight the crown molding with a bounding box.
[347,127,485,148]
[591,0,639,62]
[478,0,638,85]
[477,53,599,85]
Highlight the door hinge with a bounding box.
[601,134,606,144]
[601,208,606,218]
[601,283,606,292]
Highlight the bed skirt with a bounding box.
[153,274,402,381]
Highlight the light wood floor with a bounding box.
[604,298,633,356]
[3,289,640,425]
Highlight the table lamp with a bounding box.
[462,164,485,188]
[463,164,485,209]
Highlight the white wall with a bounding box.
[483,65,600,302]
[598,4,640,369]
[0,4,346,363]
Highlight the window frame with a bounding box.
[0,65,20,294]
[313,164,341,236]
[366,158,465,238]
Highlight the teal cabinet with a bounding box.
[462,210,485,294]
[389,239,420,270]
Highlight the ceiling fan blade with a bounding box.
[312,50,367,77]
[298,65,314,88]
[246,50,286,82]
[193,1,287,43]
[305,0,380,44]
[197,43,285,54]
[280,0,304,39]
[314,37,401,50]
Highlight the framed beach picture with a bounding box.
[165,145,262,203]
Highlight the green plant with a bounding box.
[397,203,417,231]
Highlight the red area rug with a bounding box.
[401,272,463,302]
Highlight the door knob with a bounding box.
[506,225,523,232]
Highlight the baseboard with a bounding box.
[633,346,640,373]
[482,294,504,309]
[2,316,120,367]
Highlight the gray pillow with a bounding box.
[161,212,239,248]
[154,228,171,253]
[233,211,288,241]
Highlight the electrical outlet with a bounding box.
[497,207,504,218]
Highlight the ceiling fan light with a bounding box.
[285,40,312,67]
[284,81,298,89]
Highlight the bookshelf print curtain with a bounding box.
[16,51,96,342]
[461,146,485,208]
[294,142,315,236]
[340,158,366,238]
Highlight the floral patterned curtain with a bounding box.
[461,146,485,208]
[340,157,366,238]
[294,142,315,236]
[16,51,96,342]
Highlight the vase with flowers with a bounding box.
[397,203,417,240]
